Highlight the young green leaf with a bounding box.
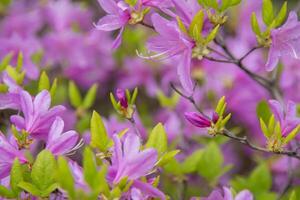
[284,125,300,144]
[274,1,287,27]
[189,10,204,40]
[31,150,56,192]
[251,13,261,35]
[197,142,224,182]
[90,111,109,152]
[260,118,270,138]
[206,25,220,43]
[157,150,180,167]
[83,147,98,189]
[83,84,98,109]
[68,81,82,108]
[262,0,274,26]
[146,123,168,154]
[18,182,41,197]
[38,71,50,92]
[0,185,15,198]
[56,156,75,199]
[181,149,203,174]
[10,159,23,195]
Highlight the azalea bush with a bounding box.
[1,0,300,199]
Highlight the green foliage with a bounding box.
[90,111,109,152]
[125,0,137,6]
[146,123,168,155]
[83,84,98,109]
[156,90,180,109]
[38,71,50,91]
[18,150,58,198]
[56,156,75,199]
[197,0,241,12]
[197,142,231,183]
[262,0,274,26]
[256,100,272,123]
[231,163,275,200]
[213,96,231,133]
[68,81,83,108]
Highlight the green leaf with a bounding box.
[146,123,168,155]
[256,100,272,123]
[260,118,270,138]
[98,165,110,196]
[0,185,15,198]
[249,163,272,193]
[176,16,188,35]
[31,150,56,192]
[284,125,300,144]
[156,90,179,108]
[289,191,297,200]
[18,182,41,196]
[220,0,241,12]
[181,149,203,174]
[197,142,224,182]
[205,25,220,43]
[90,111,109,152]
[40,183,59,197]
[215,96,225,115]
[0,53,13,72]
[189,10,204,41]
[50,78,57,99]
[56,156,75,199]
[130,87,138,104]
[83,84,98,109]
[110,92,121,111]
[157,150,180,167]
[262,0,274,26]
[10,158,23,195]
[83,147,99,189]
[38,71,50,92]
[16,52,23,71]
[125,0,137,6]
[68,81,82,108]
[251,12,261,35]
[274,1,287,27]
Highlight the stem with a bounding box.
[170,84,300,160]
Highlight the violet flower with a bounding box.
[108,133,157,184]
[10,90,65,140]
[146,13,195,95]
[266,12,300,71]
[202,187,253,200]
[46,117,79,156]
[116,88,128,108]
[269,100,300,136]
[95,0,131,49]
[0,132,27,179]
[131,180,166,200]
[185,112,219,128]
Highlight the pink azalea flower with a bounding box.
[108,133,157,184]
[266,12,300,71]
[95,0,131,49]
[185,111,219,128]
[10,90,65,140]
[202,187,253,200]
[268,100,300,136]
[46,117,79,156]
[0,132,27,179]
[147,13,195,95]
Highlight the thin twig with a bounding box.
[170,84,300,160]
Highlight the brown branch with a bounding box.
[170,83,300,160]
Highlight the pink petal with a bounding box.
[34,90,51,115]
[97,0,118,14]
[46,130,78,155]
[124,134,140,159]
[95,15,123,31]
[112,27,124,49]
[177,50,194,96]
[132,180,166,200]
[48,117,65,143]
[235,190,253,200]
